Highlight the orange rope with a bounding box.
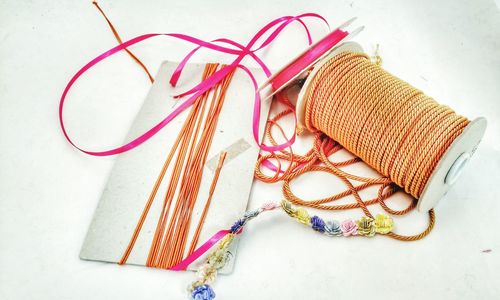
[256,51,468,241]
[163,68,236,268]
[120,64,224,266]
[120,63,236,268]
[148,64,218,267]
[92,1,154,83]
[303,52,469,198]
[188,151,227,256]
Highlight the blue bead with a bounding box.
[324,220,342,236]
[311,216,326,233]
[230,219,245,233]
[191,284,216,300]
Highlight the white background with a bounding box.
[1,0,500,299]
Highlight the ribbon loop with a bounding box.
[59,14,334,156]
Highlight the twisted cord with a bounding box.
[255,51,468,241]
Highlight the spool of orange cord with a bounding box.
[293,42,487,211]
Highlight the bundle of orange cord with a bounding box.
[119,64,234,268]
[94,2,235,267]
[256,52,469,241]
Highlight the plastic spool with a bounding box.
[258,18,364,100]
[295,42,487,212]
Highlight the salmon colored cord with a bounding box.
[92,1,154,83]
[188,151,228,256]
[256,51,469,241]
[166,69,236,268]
[155,64,226,268]
[119,64,220,266]
[121,63,236,269]
[149,65,216,267]
[147,85,209,267]
[304,52,469,198]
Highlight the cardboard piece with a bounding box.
[80,61,271,273]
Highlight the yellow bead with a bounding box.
[281,200,297,217]
[374,214,394,234]
[295,208,311,225]
[356,216,375,237]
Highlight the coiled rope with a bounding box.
[257,51,469,241]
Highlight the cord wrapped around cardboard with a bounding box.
[80,61,272,273]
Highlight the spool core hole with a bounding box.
[445,152,470,186]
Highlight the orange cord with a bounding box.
[188,151,227,256]
[148,64,218,267]
[92,1,154,83]
[163,69,235,268]
[303,52,468,198]
[255,52,469,241]
[120,64,217,265]
[119,64,236,267]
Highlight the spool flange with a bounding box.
[295,42,487,212]
[418,117,486,211]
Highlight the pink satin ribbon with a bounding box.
[169,229,235,271]
[271,28,348,90]
[59,14,332,156]
[170,202,280,271]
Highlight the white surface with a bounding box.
[1,1,500,300]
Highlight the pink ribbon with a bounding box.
[170,201,279,271]
[271,28,348,90]
[169,229,235,271]
[59,14,331,156]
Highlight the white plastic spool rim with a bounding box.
[295,42,487,211]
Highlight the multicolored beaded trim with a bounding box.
[281,200,394,236]
[187,200,394,299]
